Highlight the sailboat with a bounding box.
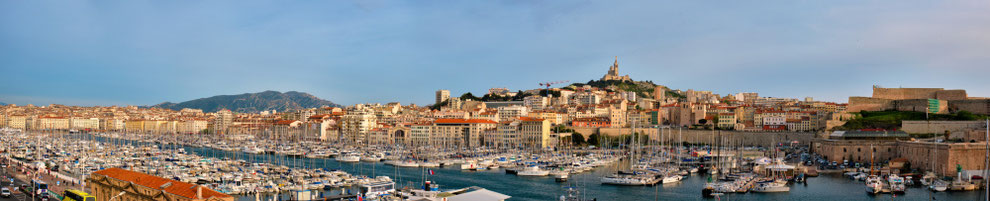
[601,118,657,185]
[751,136,790,193]
[864,144,885,195]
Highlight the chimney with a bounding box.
[196,185,203,199]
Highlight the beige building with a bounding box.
[101,119,126,131]
[528,111,562,125]
[178,119,209,134]
[410,123,433,146]
[433,119,497,147]
[87,168,234,201]
[519,117,552,149]
[436,90,450,105]
[341,109,377,143]
[37,116,70,130]
[7,115,28,129]
[212,109,233,134]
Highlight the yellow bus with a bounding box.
[62,189,94,201]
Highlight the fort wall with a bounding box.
[949,99,990,115]
[847,97,892,112]
[901,120,983,134]
[872,87,943,100]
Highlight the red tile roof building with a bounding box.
[87,168,233,201]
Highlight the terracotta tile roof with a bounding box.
[434,118,497,124]
[92,168,232,199]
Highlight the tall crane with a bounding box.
[538,80,569,98]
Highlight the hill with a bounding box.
[568,79,683,99]
[151,91,340,113]
[835,110,986,131]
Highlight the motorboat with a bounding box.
[661,174,683,184]
[460,161,478,170]
[601,171,658,185]
[361,153,384,162]
[750,180,789,193]
[887,175,906,194]
[338,154,361,163]
[517,166,549,176]
[554,173,569,182]
[865,175,884,195]
[418,161,440,168]
[395,160,419,168]
[930,179,948,192]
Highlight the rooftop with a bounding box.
[92,168,232,200]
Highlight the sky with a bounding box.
[1,0,989,106]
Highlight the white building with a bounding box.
[571,93,601,105]
[762,116,786,126]
[497,105,529,122]
[523,96,548,111]
[70,118,100,130]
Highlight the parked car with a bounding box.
[1,187,11,198]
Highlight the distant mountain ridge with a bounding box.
[151,91,340,113]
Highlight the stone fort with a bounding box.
[848,86,989,115]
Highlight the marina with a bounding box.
[1,129,987,201]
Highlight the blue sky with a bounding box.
[1,1,988,106]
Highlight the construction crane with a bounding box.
[538,80,570,98]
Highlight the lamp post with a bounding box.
[109,191,126,201]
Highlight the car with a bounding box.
[1,187,10,198]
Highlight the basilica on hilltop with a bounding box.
[600,56,631,82]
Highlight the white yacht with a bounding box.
[887,175,906,194]
[415,161,438,168]
[361,153,384,162]
[750,180,790,193]
[661,174,683,184]
[338,154,361,163]
[865,175,884,194]
[930,179,948,192]
[601,172,657,185]
[517,166,550,176]
[460,161,479,170]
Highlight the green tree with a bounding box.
[511,90,528,101]
[571,132,586,145]
[460,92,479,101]
[588,133,601,147]
[429,100,450,110]
[955,110,978,120]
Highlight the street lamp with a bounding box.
[108,191,126,201]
